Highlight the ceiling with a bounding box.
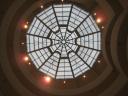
[0,0,128,96]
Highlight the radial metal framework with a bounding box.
[26,4,101,79]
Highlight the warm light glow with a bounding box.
[96,18,102,23]
[24,56,29,62]
[64,81,66,84]
[101,26,104,29]
[40,5,43,9]
[94,13,97,16]
[61,0,64,2]
[28,62,31,65]
[83,75,86,78]
[26,21,29,24]
[24,24,28,29]
[44,76,51,83]
[98,60,101,63]
[21,42,24,45]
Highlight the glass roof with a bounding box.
[26,4,101,79]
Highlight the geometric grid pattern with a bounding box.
[26,4,101,79]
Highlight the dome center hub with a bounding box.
[61,39,66,44]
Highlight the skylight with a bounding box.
[26,4,101,79]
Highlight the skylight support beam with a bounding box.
[65,14,90,40]
[36,16,62,40]
[52,5,63,40]
[62,43,75,78]
[38,44,61,70]
[66,44,98,76]
[55,45,63,78]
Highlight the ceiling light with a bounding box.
[101,26,104,29]
[94,13,97,16]
[24,24,28,29]
[28,62,31,65]
[98,60,101,63]
[44,76,51,83]
[83,75,86,78]
[64,81,66,84]
[23,56,29,62]
[21,42,24,45]
[96,18,102,23]
[26,21,29,24]
[40,5,43,9]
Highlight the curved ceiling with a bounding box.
[0,0,128,96]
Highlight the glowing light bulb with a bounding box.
[101,26,104,29]
[21,42,24,45]
[83,75,86,78]
[44,76,51,83]
[98,60,101,63]
[40,5,43,9]
[96,18,102,23]
[24,56,29,62]
[94,13,97,16]
[64,81,66,84]
[28,62,31,65]
[24,24,28,29]
[26,21,29,24]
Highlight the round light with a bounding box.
[83,75,86,78]
[40,5,43,9]
[96,18,102,23]
[98,60,101,63]
[26,21,29,24]
[24,24,28,29]
[21,42,24,45]
[101,26,104,29]
[94,13,97,16]
[64,81,66,84]
[44,76,51,83]
[24,56,29,62]
[28,62,31,65]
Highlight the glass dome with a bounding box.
[26,4,101,79]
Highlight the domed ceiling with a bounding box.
[26,3,101,79]
[0,0,128,96]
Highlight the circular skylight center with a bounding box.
[26,4,101,79]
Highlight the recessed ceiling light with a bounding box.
[21,42,24,45]
[83,75,86,78]
[96,18,102,23]
[98,60,101,63]
[64,81,66,84]
[94,13,97,16]
[26,21,29,24]
[24,24,28,29]
[44,76,51,83]
[101,26,104,29]
[40,5,43,9]
[24,56,29,62]
[28,62,31,65]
